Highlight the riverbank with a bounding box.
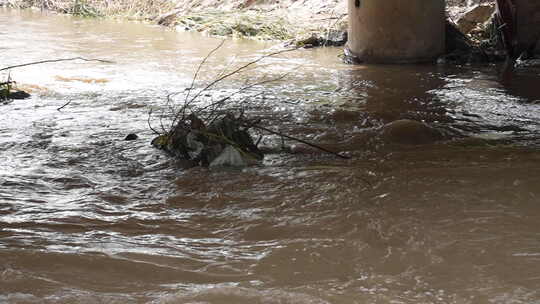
[1,0,347,41]
[2,0,478,42]
[0,0,175,18]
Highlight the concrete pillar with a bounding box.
[515,0,540,53]
[346,0,446,63]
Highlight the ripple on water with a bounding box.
[2,8,540,304]
[157,286,332,304]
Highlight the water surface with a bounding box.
[1,8,540,304]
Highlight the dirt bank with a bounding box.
[4,0,480,41]
[158,0,485,42]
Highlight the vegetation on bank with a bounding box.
[163,10,295,41]
[3,0,517,60]
[4,0,346,41]
[6,0,175,18]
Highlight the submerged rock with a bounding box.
[438,20,495,65]
[380,119,444,145]
[294,30,348,48]
[1,88,31,100]
[124,133,138,141]
[209,145,250,167]
[437,48,489,65]
[515,58,540,68]
[445,20,473,53]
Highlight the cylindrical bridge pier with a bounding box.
[346,0,446,63]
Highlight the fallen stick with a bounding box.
[0,57,114,72]
[251,124,351,159]
[57,99,72,111]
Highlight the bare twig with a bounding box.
[165,92,182,132]
[185,47,297,107]
[167,40,225,131]
[323,13,347,47]
[194,72,290,115]
[0,57,114,72]
[322,8,336,48]
[216,55,238,79]
[147,109,161,135]
[183,40,226,112]
[56,99,72,111]
[168,45,297,132]
[250,124,351,159]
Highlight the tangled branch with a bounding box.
[150,41,349,165]
[0,57,114,72]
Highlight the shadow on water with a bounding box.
[337,64,450,123]
[501,68,540,103]
[334,63,540,139]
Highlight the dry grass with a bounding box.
[10,0,176,18]
[8,0,345,40]
[6,0,350,42]
[173,10,294,40]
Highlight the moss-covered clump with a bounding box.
[173,10,294,40]
[152,113,264,167]
[1,78,31,103]
[67,0,102,17]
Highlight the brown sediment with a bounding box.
[54,75,110,84]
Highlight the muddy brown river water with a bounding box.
[2,8,540,304]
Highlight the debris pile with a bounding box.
[1,79,30,103]
[151,112,264,167]
[442,1,540,65]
